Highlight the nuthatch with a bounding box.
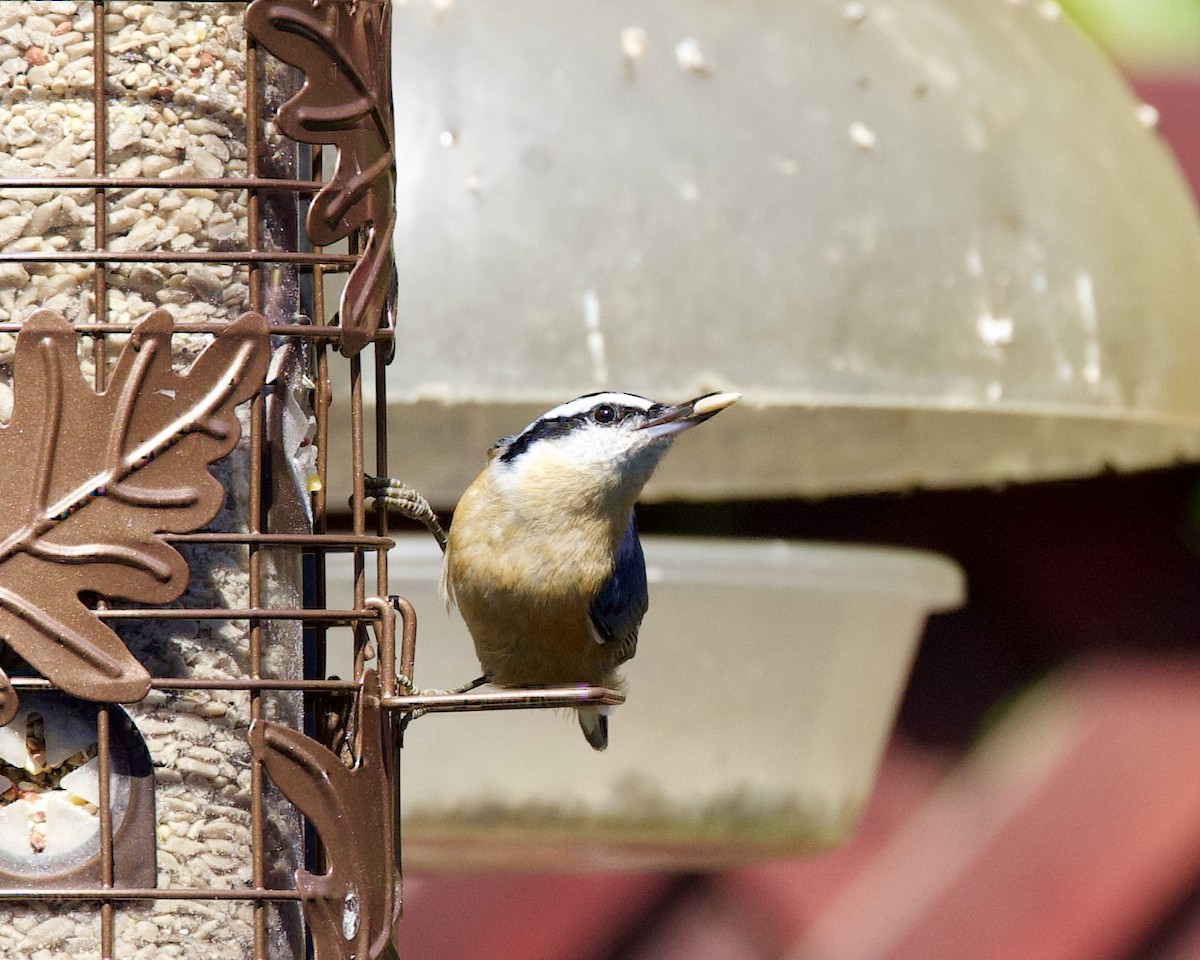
[369,390,739,749]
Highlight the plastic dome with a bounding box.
[330,0,1200,503]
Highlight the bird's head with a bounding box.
[486,391,740,510]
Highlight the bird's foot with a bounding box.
[397,675,490,732]
[363,476,447,551]
[397,674,489,698]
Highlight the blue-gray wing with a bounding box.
[588,514,648,666]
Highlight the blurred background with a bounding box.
[383,1,1200,956]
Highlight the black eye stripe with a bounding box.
[498,401,647,463]
[497,416,575,462]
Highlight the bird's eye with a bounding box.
[593,404,618,424]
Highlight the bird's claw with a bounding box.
[397,674,489,699]
[364,476,448,551]
[397,675,490,732]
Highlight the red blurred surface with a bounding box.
[397,872,673,960]
[1133,77,1200,199]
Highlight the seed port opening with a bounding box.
[0,692,154,889]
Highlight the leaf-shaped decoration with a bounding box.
[250,670,401,960]
[246,0,396,358]
[0,309,271,725]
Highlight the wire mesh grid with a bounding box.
[0,1,399,957]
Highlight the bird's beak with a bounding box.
[638,391,741,439]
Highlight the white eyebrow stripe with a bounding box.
[541,392,653,421]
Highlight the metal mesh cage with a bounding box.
[0,2,399,957]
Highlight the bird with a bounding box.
[367,390,740,749]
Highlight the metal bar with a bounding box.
[93,7,114,956]
[0,676,625,707]
[7,677,362,693]
[90,0,107,371]
[0,177,326,191]
[395,595,416,692]
[250,351,271,920]
[374,340,391,638]
[0,888,307,902]
[153,678,357,692]
[0,250,361,265]
[309,142,335,890]
[245,31,269,958]
[96,705,115,960]
[268,322,392,340]
[350,351,368,681]
[369,597,396,697]
[91,608,382,622]
[384,686,627,713]
[161,532,394,548]
[0,322,390,339]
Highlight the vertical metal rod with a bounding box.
[246,34,262,317]
[311,142,330,694]
[350,351,367,675]
[348,205,367,671]
[374,339,390,642]
[396,596,416,689]
[350,361,366,542]
[245,27,268,960]
[92,0,108,354]
[368,597,395,698]
[93,8,114,957]
[307,143,333,893]
[96,706,115,960]
[92,190,108,387]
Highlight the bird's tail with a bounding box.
[577,707,608,751]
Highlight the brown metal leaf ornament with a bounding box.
[250,669,401,960]
[247,0,396,358]
[0,309,271,724]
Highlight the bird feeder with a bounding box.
[322,0,1200,869]
[3,0,1197,955]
